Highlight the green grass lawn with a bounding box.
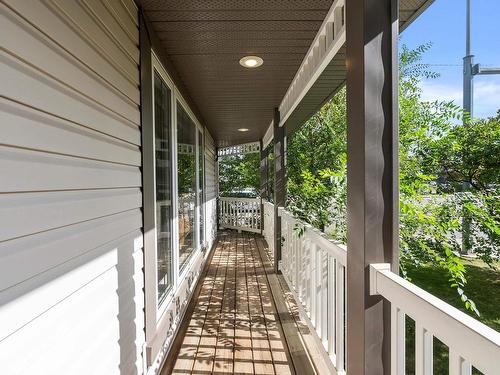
[404,259,499,374]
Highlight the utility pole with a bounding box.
[461,0,500,254]
[463,0,473,119]
[463,0,500,121]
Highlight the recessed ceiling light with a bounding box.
[238,128,250,132]
[239,56,263,68]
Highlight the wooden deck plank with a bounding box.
[234,232,255,375]
[169,237,222,375]
[213,232,237,374]
[170,231,296,375]
[245,234,275,375]
[193,234,232,373]
[254,237,316,375]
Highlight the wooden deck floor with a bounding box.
[166,231,295,375]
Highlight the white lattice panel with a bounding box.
[218,142,260,157]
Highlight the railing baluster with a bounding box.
[321,250,328,348]
[224,200,226,226]
[230,201,233,227]
[286,216,290,275]
[327,255,336,359]
[415,322,433,375]
[298,228,304,301]
[315,245,322,334]
[251,202,254,229]
[335,262,345,373]
[391,306,405,375]
[310,239,316,324]
[449,351,471,375]
[289,218,294,286]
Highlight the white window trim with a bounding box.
[175,98,204,281]
[150,53,177,324]
[147,51,206,331]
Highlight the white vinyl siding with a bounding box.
[0,1,144,374]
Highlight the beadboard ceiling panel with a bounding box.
[137,0,433,146]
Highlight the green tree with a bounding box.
[427,111,500,192]
[286,88,347,233]
[218,153,260,196]
[286,43,499,315]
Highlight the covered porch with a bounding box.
[125,0,500,372]
[1,0,499,374]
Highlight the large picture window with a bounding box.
[147,53,206,342]
[177,103,197,270]
[154,71,173,306]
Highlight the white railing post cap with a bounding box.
[369,263,391,296]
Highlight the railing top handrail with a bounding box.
[279,207,347,266]
[219,196,261,203]
[371,264,500,374]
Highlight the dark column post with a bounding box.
[260,139,268,199]
[346,0,399,374]
[273,108,286,272]
[260,140,268,233]
[215,150,220,230]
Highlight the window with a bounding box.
[147,52,209,356]
[154,71,173,306]
[177,103,197,270]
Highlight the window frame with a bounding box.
[175,96,204,280]
[151,53,177,321]
[146,52,206,328]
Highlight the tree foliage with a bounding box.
[218,153,260,196]
[286,43,499,315]
[287,88,347,234]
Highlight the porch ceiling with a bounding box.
[137,0,433,147]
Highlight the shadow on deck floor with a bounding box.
[161,231,304,375]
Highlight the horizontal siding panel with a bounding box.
[121,0,139,27]
[0,188,142,242]
[0,231,143,374]
[0,147,141,193]
[0,99,141,166]
[0,6,140,127]
[50,0,139,84]
[82,0,139,63]
[0,266,120,374]
[3,0,140,104]
[0,51,140,145]
[103,0,139,42]
[0,210,142,291]
[0,241,119,340]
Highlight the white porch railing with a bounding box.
[218,197,261,233]
[279,208,347,374]
[371,264,500,375]
[262,201,275,262]
[280,208,500,375]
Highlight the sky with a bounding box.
[400,0,500,119]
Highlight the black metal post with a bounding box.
[346,0,399,374]
[273,108,285,273]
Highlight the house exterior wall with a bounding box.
[0,0,144,373]
[0,1,219,374]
